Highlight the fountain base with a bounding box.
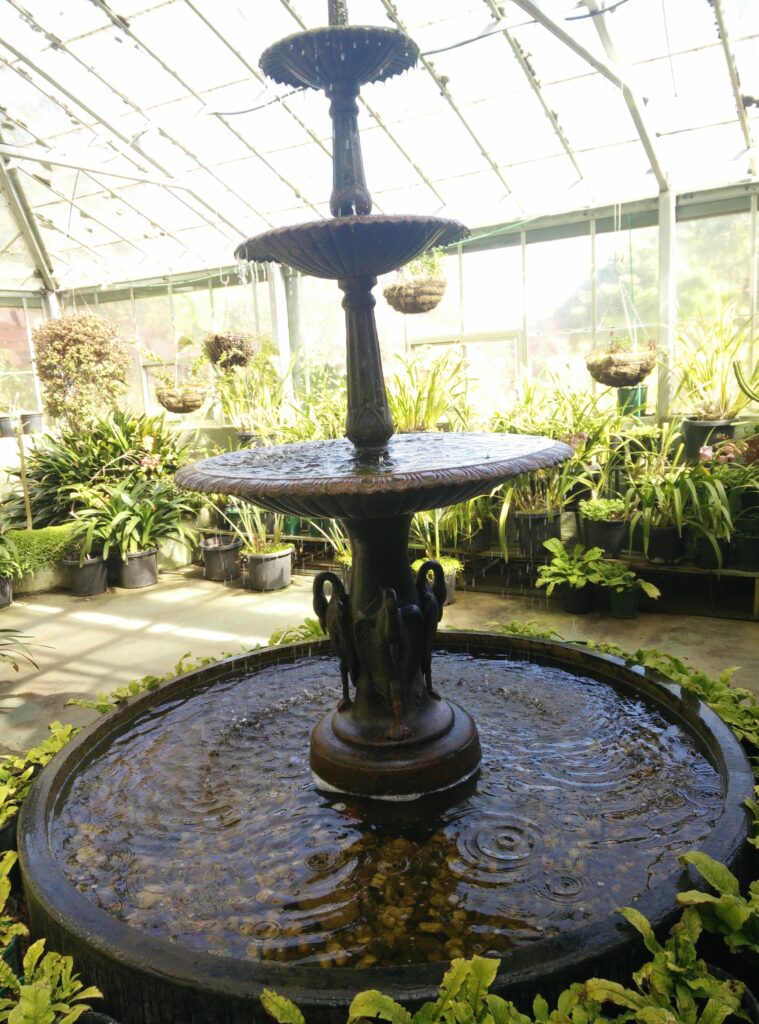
[310,699,481,799]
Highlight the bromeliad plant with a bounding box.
[70,479,197,560]
[535,539,606,596]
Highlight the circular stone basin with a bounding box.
[234,215,468,279]
[20,635,752,1024]
[174,433,572,518]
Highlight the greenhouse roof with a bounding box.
[0,0,758,292]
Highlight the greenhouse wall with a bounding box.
[1,187,757,425]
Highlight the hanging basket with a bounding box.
[155,386,209,414]
[203,333,253,368]
[383,277,446,314]
[585,349,657,388]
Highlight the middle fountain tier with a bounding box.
[176,5,573,799]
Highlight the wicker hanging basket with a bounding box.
[383,277,446,314]
[585,349,657,388]
[155,385,209,414]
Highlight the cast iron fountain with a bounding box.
[19,5,752,1023]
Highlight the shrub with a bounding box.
[33,314,133,423]
[8,524,77,572]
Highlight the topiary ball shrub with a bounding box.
[33,315,133,424]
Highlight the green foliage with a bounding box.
[586,907,744,1024]
[535,540,606,596]
[214,499,286,555]
[410,509,463,569]
[7,525,77,574]
[70,479,197,559]
[485,620,566,641]
[677,852,759,955]
[578,498,626,522]
[734,360,759,405]
[0,938,102,1023]
[4,410,193,528]
[32,313,133,425]
[405,247,446,278]
[748,786,759,851]
[672,305,752,420]
[269,619,326,646]
[66,651,239,713]
[213,347,290,439]
[203,331,254,368]
[596,561,661,599]
[280,364,347,442]
[0,723,79,829]
[0,531,28,582]
[0,852,28,950]
[388,353,471,433]
[0,629,38,673]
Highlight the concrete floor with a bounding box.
[1,566,757,755]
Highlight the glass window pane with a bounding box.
[676,212,752,318]
[463,247,522,334]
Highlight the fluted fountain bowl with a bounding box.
[19,634,752,1024]
[234,215,469,280]
[260,26,419,91]
[174,433,572,519]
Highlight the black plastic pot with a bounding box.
[80,1014,123,1024]
[645,525,685,564]
[0,815,16,852]
[732,533,759,572]
[582,517,628,557]
[740,488,759,511]
[0,415,13,438]
[609,586,639,619]
[20,412,43,434]
[561,584,595,614]
[681,417,735,460]
[692,536,730,570]
[200,536,242,582]
[242,548,292,591]
[118,549,158,589]
[617,384,647,417]
[709,963,759,1023]
[514,511,561,560]
[0,577,12,609]
[63,557,108,597]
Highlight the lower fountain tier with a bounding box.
[174,432,572,518]
[19,634,752,1024]
[234,215,468,279]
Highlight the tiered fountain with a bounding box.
[19,5,752,1023]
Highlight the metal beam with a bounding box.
[584,0,668,191]
[0,142,57,290]
[0,143,183,189]
[656,189,676,421]
[508,0,627,89]
[711,0,756,177]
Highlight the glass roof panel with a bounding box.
[0,0,758,289]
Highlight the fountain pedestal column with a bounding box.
[310,513,481,798]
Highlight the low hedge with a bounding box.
[8,523,77,573]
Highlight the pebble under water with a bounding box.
[52,653,721,969]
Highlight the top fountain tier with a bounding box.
[260,25,419,92]
[175,432,572,519]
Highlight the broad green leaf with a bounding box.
[619,907,662,955]
[532,994,549,1021]
[7,982,55,1024]
[465,956,499,1014]
[260,989,307,1024]
[679,853,740,897]
[485,996,528,1024]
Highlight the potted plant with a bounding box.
[60,528,109,598]
[203,331,254,368]
[623,446,695,564]
[386,353,469,433]
[0,940,103,1021]
[585,333,657,417]
[71,480,197,589]
[199,529,242,582]
[597,560,661,618]
[144,336,211,415]
[213,351,289,446]
[732,507,759,572]
[498,461,591,561]
[534,538,606,613]
[311,519,352,588]
[672,306,757,459]
[685,462,734,569]
[383,247,447,314]
[577,497,628,556]
[219,500,293,591]
[32,314,133,425]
